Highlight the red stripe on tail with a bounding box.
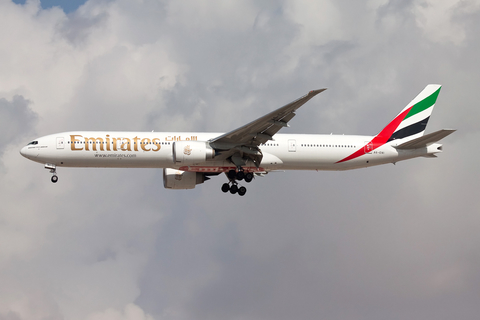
[336,107,412,163]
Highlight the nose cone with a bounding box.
[20,146,29,158]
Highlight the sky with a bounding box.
[12,0,87,13]
[1,0,479,319]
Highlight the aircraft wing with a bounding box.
[209,89,326,151]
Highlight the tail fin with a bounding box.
[377,84,442,143]
[336,85,444,163]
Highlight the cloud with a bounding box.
[413,0,480,45]
[0,95,37,156]
[1,0,479,319]
[86,303,154,320]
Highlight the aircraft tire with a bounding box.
[236,171,245,180]
[238,186,247,196]
[221,183,230,193]
[227,170,236,180]
[51,175,58,183]
[230,184,238,194]
[244,173,253,183]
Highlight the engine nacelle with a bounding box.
[163,168,206,189]
[172,140,214,165]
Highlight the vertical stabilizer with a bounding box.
[337,85,442,163]
[380,84,442,143]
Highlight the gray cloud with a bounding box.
[58,10,108,46]
[0,95,37,155]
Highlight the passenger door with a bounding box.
[288,139,296,152]
[56,137,65,149]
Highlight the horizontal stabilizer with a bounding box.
[395,129,456,150]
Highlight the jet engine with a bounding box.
[172,141,215,165]
[163,168,206,189]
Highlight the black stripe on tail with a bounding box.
[387,116,430,142]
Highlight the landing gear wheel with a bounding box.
[238,186,247,196]
[244,172,253,183]
[51,175,58,183]
[221,183,230,193]
[227,170,236,180]
[236,171,245,180]
[230,184,238,194]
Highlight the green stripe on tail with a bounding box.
[404,87,441,120]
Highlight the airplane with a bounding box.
[20,84,455,196]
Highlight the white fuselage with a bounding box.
[20,131,441,173]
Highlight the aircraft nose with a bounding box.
[20,146,28,158]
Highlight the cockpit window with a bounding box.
[27,141,38,145]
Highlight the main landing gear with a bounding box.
[45,163,58,183]
[221,169,253,196]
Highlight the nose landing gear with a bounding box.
[45,163,58,183]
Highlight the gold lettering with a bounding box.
[70,135,83,151]
[152,138,161,151]
[112,138,120,151]
[106,135,111,151]
[70,135,171,152]
[141,138,151,151]
[133,136,140,151]
[85,137,104,151]
[120,138,131,151]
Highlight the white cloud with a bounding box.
[414,0,480,45]
[86,303,153,320]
